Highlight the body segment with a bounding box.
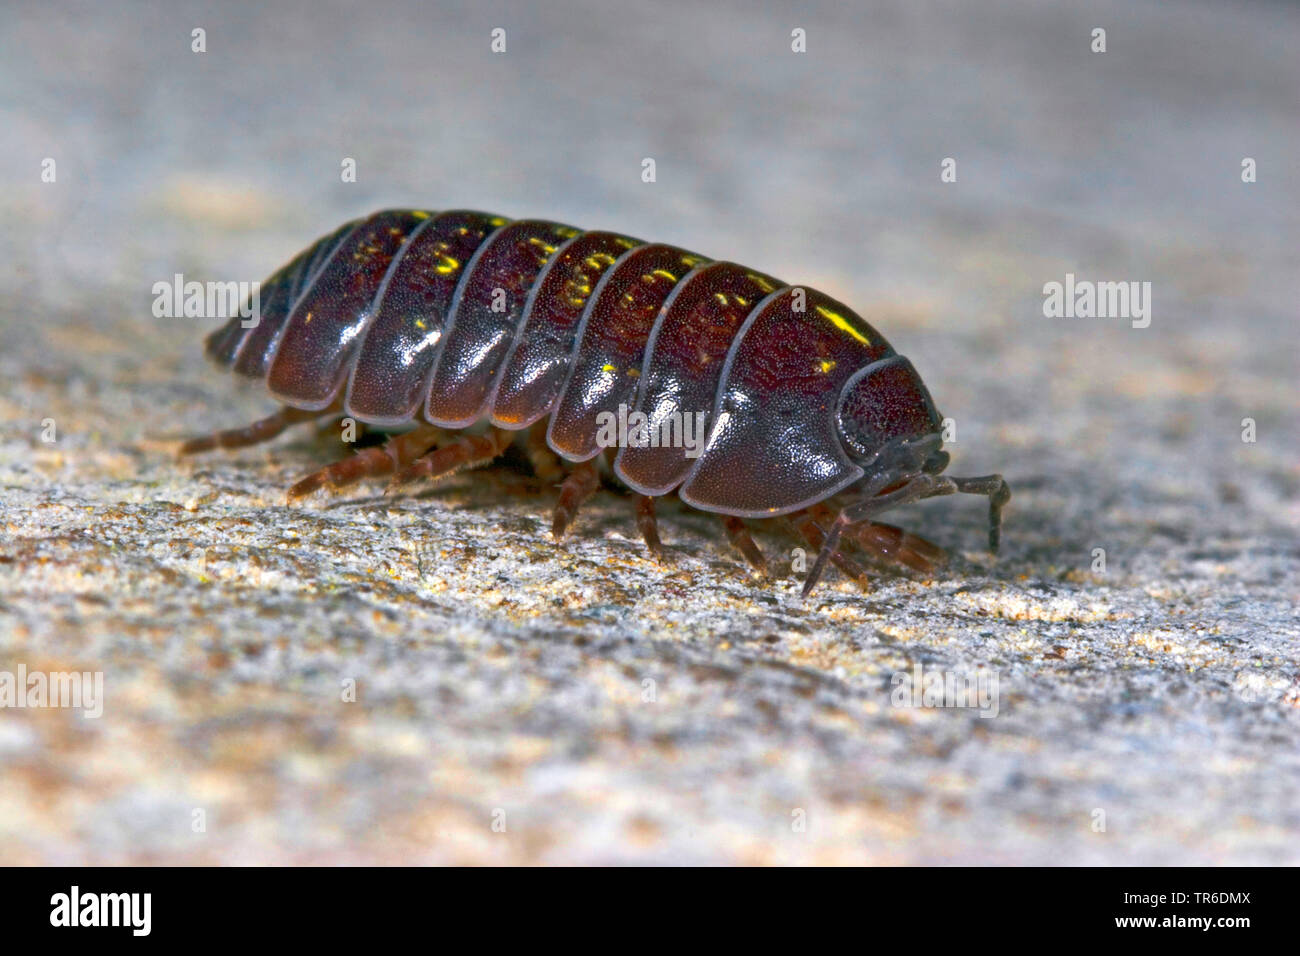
[491,230,641,429]
[425,219,579,427]
[613,261,780,495]
[267,209,428,409]
[215,218,360,378]
[546,243,706,462]
[345,210,506,423]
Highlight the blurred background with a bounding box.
[0,0,1296,864]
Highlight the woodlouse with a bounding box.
[190,208,1010,596]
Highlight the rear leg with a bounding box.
[287,424,448,499]
[388,427,514,491]
[551,459,601,540]
[178,405,324,456]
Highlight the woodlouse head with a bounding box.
[835,356,946,470]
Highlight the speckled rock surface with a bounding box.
[1,0,1297,864]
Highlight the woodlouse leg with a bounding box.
[802,474,960,598]
[551,459,601,540]
[853,521,947,573]
[792,510,870,590]
[388,427,513,491]
[723,516,768,578]
[635,495,664,559]
[287,424,446,499]
[178,406,323,456]
[811,502,945,574]
[950,474,1012,553]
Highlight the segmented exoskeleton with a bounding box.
[192,208,1009,595]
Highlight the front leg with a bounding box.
[801,474,959,598]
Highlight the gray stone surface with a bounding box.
[0,0,1296,863]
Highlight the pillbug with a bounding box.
[189,208,1009,596]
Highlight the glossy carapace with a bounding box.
[194,209,1010,596]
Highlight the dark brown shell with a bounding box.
[207,207,918,517]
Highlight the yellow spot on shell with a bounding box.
[650,268,677,282]
[750,274,776,293]
[819,359,837,373]
[412,210,431,219]
[714,292,729,305]
[415,319,427,331]
[489,217,508,226]
[815,305,869,345]
[563,278,592,306]
[303,312,313,324]
[601,364,617,374]
[434,255,459,275]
